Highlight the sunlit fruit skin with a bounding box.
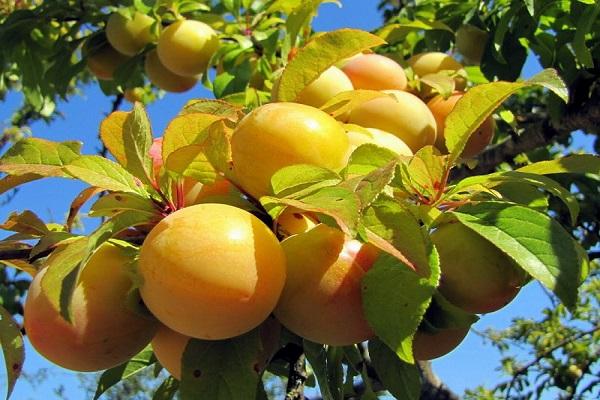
[341,53,407,91]
[348,90,437,153]
[276,208,318,237]
[231,102,349,199]
[295,66,354,108]
[427,92,495,158]
[152,324,189,380]
[145,50,197,93]
[413,326,469,360]
[106,12,157,56]
[86,42,130,81]
[347,127,413,157]
[431,222,528,314]
[274,224,379,345]
[24,243,158,372]
[455,25,488,65]
[138,203,286,339]
[408,52,466,92]
[157,20,219,77]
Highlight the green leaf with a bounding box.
[353,160,397,210]
[362,196,435,274]
[165,145,219,184]
[275,29,385,102]
[180,99,242,119]
[303,340,334,400]
[377,20,452,43]
[153,376,179,400]
[0,305,25,400]
[179,330,261,400]
[89,192,157,218]
[368,339,420,400]
[262,186,360,236]
[326,346,344,400]
[99,111,129,166]
[448,202,584,309]
[344,143,398,177]
[64,156,148,196]
[451,171,579,224]
[0,210,49,236]
[422,293,479,332]
[362,252,440,363]
[444,69,568,164]
[517,154,600,175]
[94,346,157,400]
[403,146,447,200]
[122,103,154,185]
[0,138,80,176]
[270,164,342,198]
[572,2,599,68]
[162,113,226,164]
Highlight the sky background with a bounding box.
[0,1,595,399]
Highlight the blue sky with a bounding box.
[0,1,594,399]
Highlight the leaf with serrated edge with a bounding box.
[64,156,148,196]
[445,69,567,164]
[0,210,49,236]
[122,103,154,185]
[180,330,261,400]
[0,305,25,400]
[180,99,242,119]
[165,145,218,184]
[89,192,157,218]
[0,138,80,176]
[261,186,360,236]
[362,252,439,363]
[270,164,341,198]
[368,339,420,400]
[450,171,579,224]
[320,90,388,119]
[100,111,128,165]
[162,113,226,164]
[517,154,600,175]
[448,202,582,309]
[345,144,398,177]
[94,346,156,400]
[275,29,385,102]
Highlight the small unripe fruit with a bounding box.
[427,92,495,158]
[295,66,354,108]
[85,40,130,81]
[157,20,219,77]
[341,53,407,91]
[431,222,528,314]
[231,102,349,199]
[348,90,437,152]
[145,50,197,93]
[274,224,378,345]
[106,12,157,56]
[24,243,158,371]
[139,204,286,339]
[408,52,466,93]
[413,327,469,360]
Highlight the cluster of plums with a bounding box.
[23,50,528,379]
[85,11,218,93]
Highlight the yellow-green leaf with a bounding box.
[64,155,148,196]
[517,154,600,175]
[162,113,226,164]
[445,69,568,164]
[0,305,24,400]
[99,111,129,165]
[275,29,385,102]
[0,138,80,176]
[0,210,49,236]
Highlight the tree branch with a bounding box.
[418,361,461,400]
[284,345,307,400]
